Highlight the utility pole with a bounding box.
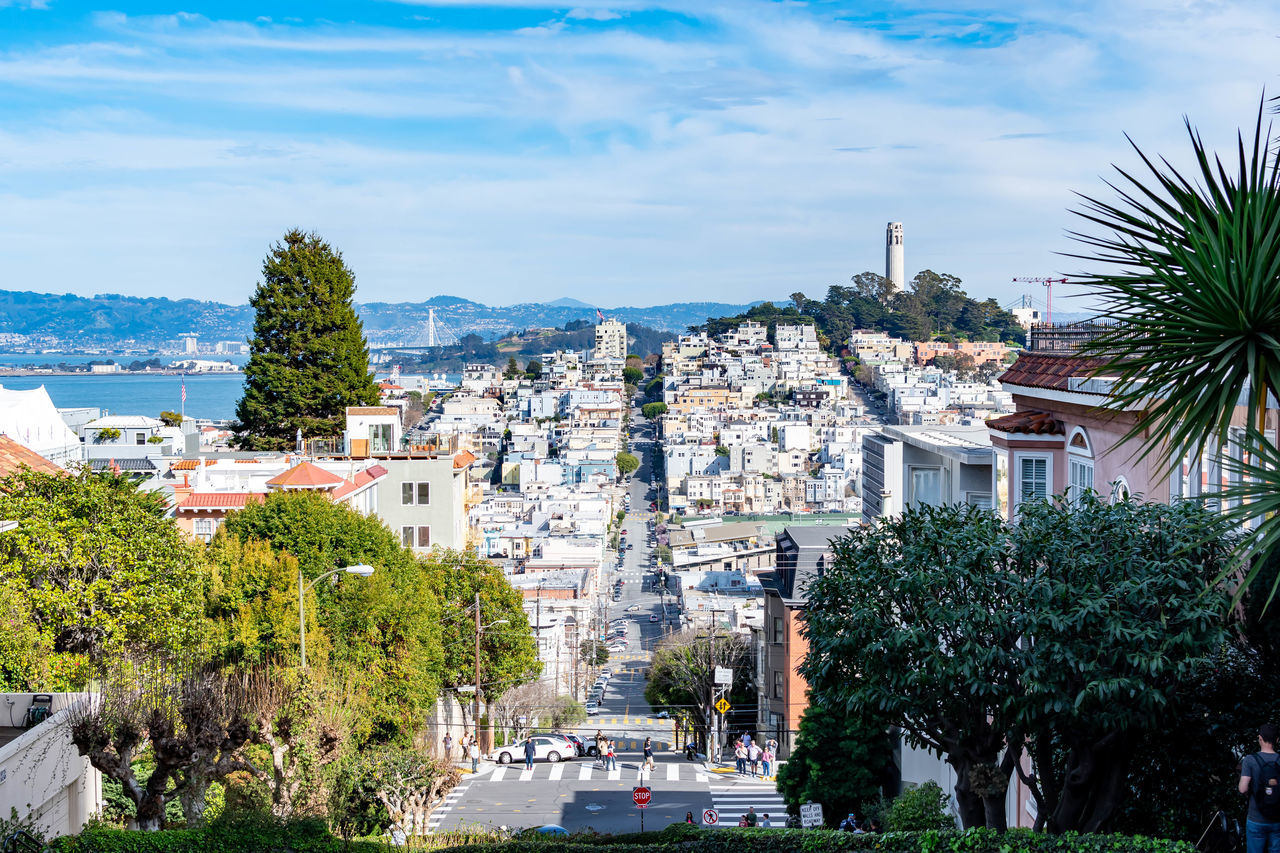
[474,591,481,744]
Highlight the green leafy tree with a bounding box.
[524,359,543,380]
[622,366,644,386]
[646,630,752,754]
[641,402,667,420]
[580,638,609,667]
[0,469,205,689]
[422,550,538,701]
[616,451,640,476]
[1071,101,1280,600]
[801,503,1022,830]
[1013,493,1232,833]
[235,230,380,450]
[503,356,520,379]
[777,703,895,827]
[221,492,445,743]
[158,410,184,427]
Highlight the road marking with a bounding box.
[608,768,621,781]
[578,765,593,780]
[666,764,678,781]
[548,763,564,781]
[491,767,507,782]
[519,767,535,781]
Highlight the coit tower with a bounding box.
[885,222,905,291]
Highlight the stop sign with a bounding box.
[632,786,651,808]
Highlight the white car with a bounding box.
[607,643,627,653]
[490,735,575,765]
[585,702,601,716]
[625,604,641,612]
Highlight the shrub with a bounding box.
[886,781,956,832]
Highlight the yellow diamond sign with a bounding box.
[715,698,731,715]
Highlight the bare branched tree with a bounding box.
[492,682,554,742]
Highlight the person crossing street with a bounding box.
[523,737,537,771]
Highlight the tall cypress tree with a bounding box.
[235,230,381,450]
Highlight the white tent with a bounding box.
[0,385,83,467]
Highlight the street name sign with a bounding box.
[714,697,731,714]
[714,667,732,685]
[800,802,824,828]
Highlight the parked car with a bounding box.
[625,604,640,612]
[550,733,587,756]
[490,735,574,765]
[607,643,627,653]
[649,614,660,622]
[585,702,600,716]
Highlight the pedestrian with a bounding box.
[734,740,747,775]
[748,742,761,777]
[685,811,695,824]
[443,732,453,760]
[738,815,749,827]
[761,813,771,828]
[469,740,480,773]
[761,746,773,780]
[839,813,857,832]
[1239,722,1280,853]
[643,736,655,771]
[523,737,537,770]
[745,806,758,827]
[743,732,752,751]
[607,740,617,771]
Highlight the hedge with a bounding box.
[49,821,1197,853]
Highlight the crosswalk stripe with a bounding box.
[491,767,507,782]
[607,768,621,781]
[548,763,564,781]
[519,767,535,781]
[578,764,593,780]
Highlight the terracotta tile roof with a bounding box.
[346,406,399,416]
[177,492,265,510]
[999,352,1110,392]
[330,464,389,501]
[453,450,478,469]
[986,410,1065,436]
[265,461,345,490]
[0,435,63,477]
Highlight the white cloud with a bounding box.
[0,0,1277,308]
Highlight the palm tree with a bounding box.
[1067,98,1280,599]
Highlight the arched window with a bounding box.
[1067,426,1094,503]
[1110,476,1131,503]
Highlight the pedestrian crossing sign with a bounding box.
[715,698,731,714]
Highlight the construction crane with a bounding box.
[1011,277,1067,324]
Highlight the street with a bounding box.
[430,406,787,833]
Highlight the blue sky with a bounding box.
[0,1,1276,310]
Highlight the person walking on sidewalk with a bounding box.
[469,740,480,773]
[606,740,617,770]
[1240,722,1280,853]
[443,733,453,760]
[643,737,655,771]
[734,740,747,775]
[748,741,761,777]
[523,737,537,770]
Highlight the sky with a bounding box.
[0,1,1276,311]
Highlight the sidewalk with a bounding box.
[702,756,784,782]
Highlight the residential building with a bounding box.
[594,319,628,361]
[861,424,993,524]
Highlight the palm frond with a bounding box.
[1211,428,1280,608]
[1064,98,1280,471]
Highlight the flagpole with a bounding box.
[181,374,186,421]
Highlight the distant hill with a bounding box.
[0,289,757,348]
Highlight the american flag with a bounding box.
[181,378,187,404]
[596,308,605,321]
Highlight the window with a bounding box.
[369,423,392,453]
[401,525,414,547]
[772,616,784,645]
[416,526,430,548]
[773,670,784,699]
[1018,456,1049,504]
[400,526,430,548]
[910,466,942,507]
[1068,458,1094,503]
[136,432,147,445]
[1110,476,1131,503]
[193,519,215,542]
[401,482,431,505]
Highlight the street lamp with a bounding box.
[299,564,375,668]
